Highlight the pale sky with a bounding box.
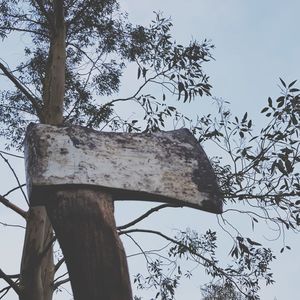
[1,1,300,299]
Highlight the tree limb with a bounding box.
[0,195,27,219]
[0,153,28,205]
[0,63,44,121]
[54,257,65,272]
[33,0,54,30]
[53,277,70,290]
[0,269,21,296]
[117,204,180,230]
[118,228,248,297]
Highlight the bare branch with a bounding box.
[117,204,180,230]
[0,195,27,219]
[118,228,248,298]
[0,151,24,159]
[0,63,44,121]
[0,153,28,205]
[0,221,25,229]
[53,277,70,290]
[3,184,26,198]
[54,257,65,272]
[0,269,21,296]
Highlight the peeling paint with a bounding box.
[24,123,223,213]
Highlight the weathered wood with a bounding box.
[25,123,223,213]
[45,188,132,300]
[19,206,54,300]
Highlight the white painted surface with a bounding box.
[24,124,223,213]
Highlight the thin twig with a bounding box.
[0,151,24,159]
[0,63,43,121]
[0,269,21,296]
[117,204,180,230]
[0,153,29,205]
[0,221,25,229]
[53,277,70,290]
[54,257,65,272]
[119,228,248,298]
[3,184,26,197]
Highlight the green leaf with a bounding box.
[288,80,297,88]
[137,67,141,79]
[246,238,262,246]
[268,97,273,107]
[280,78,286,88]
[261,107,268,113]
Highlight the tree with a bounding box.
[201,281,246,300]
[0,1,299,299]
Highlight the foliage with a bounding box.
[200,281,246,300]
[0,0,213,148]
[0,1,299,299]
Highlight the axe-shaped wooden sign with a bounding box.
[25,123,223,300]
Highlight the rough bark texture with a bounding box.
[19,206,54,300]
[20,1,66,299]
[46,188,133,300]
[42,0,66,125]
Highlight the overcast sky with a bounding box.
[1,1,300,299]
[118,2,300,300]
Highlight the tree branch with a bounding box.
[54,257,65,272]
[0,195,27,219]
[0,269,21,296]
[117,204,180,230]
[0,153,28,205]
[118,228,248,297]
[33,0,54,30]
[0,63,44,121]
[53,277,70,290]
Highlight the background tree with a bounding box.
[0,1,299,300]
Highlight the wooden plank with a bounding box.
[25,123,223,213]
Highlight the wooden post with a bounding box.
[46,188,132,300]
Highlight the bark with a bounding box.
[19,206,54,300]
[46,188,133,300]
[42,0,66,125]
[19,2,66,299]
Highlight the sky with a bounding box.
[1,1,300,299]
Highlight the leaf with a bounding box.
[242,112,248,123]
[137,67,141,79]
[261,107,268,113]
[268,97,273,107]
[277,160,287,175]
[142,67,147,78]
[184,90,189,102]
[246,238,262,246]
[178,82,185,100]
[280,78,286,88]
[288,80,297,88]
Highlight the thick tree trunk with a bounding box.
[43,0,66,125]
[45,188,133,300]
[19,207,54,300]
[19,2,66,299]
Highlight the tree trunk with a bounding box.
[19,207,54,300]
[45,188,133,300]
[43,0,66,125]
[19,1,66,299]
